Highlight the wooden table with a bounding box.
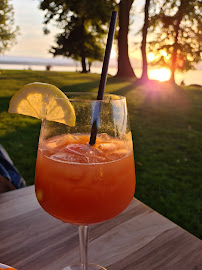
[0,186,201,270]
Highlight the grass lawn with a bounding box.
[0,69,201,239]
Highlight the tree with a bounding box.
[0,0,19,53]
[39,0,116,73]
[116,0,136,78]
[140,0,151,82]
[149,0,201,84]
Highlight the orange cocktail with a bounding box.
[35,133,135,225]
[9,82,136,269]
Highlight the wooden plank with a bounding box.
[0,186,38,222]
[0,186,201,270]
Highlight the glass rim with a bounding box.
[62,92,126,102]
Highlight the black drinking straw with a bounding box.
[89,11,118,145]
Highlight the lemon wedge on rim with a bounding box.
[8,82,75,126]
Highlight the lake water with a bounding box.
[0,63,201,86]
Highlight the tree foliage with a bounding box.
[149,0,201,83]
[0,0,19,54]
[39,0,117,72]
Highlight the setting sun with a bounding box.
[147,53,155,62]
[110,48,116,59]
[149,68,171,81]
[161,50,167,57]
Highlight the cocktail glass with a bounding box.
[35,92,136,270]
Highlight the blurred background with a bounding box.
[0,0,201,85]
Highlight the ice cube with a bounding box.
[50,150,84,163]
[66,134,79,142]
[43,135,67,149]
[88,148,107,163]
[65,144,88,156]
[50,151,71,162]
[49,144,91,163]
[97,142,117,152]
[97,133,112,142]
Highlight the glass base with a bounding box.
[63,263,106,270]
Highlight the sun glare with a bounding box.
[147,53,155,62]
[161,50,167,57]
[149,68,171,82]
[110,48,116,59]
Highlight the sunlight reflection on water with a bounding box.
[0,64,201,86]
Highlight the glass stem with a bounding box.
[79,225,89,270]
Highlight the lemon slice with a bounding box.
[8,82,75,126]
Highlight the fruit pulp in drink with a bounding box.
[35,133,136,225]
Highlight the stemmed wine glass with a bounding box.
[35,92,136,270]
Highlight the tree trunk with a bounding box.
[81,56,87,73]
[116,0,136,78]
[170,2,183,84]
[170,24,180,84]
[88,61,92,72]
[140,0,150,82]
[80,16,87,73]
